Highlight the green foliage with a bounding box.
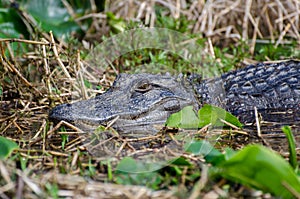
[155,5,190,33]
[218,145,300,198]
[83,79,92,89]
[114,156,199,190]
[185,140,228,165]
[21,0,82,38]
[19,155,29,170]
[214,41,250,72]
[59,127,68,150]
[0,4,29,54]
[115,157,163,189]
[116,157,163,173]
[171,156,192,166]
[0,0,106,40]
[120,49,194,74]
[115,171,163,190]
[166,107,300,197]
[254,42,299,61]
[0,136,19,159]
[282,126,298,171]
[0,4,29,38]
[166,106,199,128]
[214,40,300,70]
[87,158,96,176]
[45,182,59,199]
[187,141,300,198]
[106,12,126,33]
[106,160,113,181]
[165,105,242,129]
[198,104,242,128]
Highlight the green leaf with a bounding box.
[218,145,300,198]
[0,136,19,159]
[22,0,82,39]
[282,126,298,170]
[166,105,242,130]
[185,140,227,165]
[107,12,126,33]
[116,157,137,172]
[223,147,237,160]
[171,157,192,166]
[198,104,242,128]
[0,7,29,38]
[84,79,92,89]
[116,157,162,173]
[115,157,163,189]
[165,106,199,128]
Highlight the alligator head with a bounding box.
[49,73,199,136]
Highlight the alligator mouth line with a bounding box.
[71,97,194,127]
[69,108,190,134]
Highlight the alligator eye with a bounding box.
[135,82,152,93]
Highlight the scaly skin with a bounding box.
[49,60,300,134]
[193,60,300,123]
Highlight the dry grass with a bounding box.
[0,0,300,198]
[105,0,300,51]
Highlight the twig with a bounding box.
[254,106,261,137]
[275,16,296,47]
[41,38,52,96]
[0,43,43,97]
[219,119,241,130]
[0,38,49,45]
[242,0,252,40]
[49,31,71,78]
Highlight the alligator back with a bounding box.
[195,61,300,123]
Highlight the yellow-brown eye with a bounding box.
[135,82,152,93]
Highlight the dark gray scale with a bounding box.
[197,61,300,123]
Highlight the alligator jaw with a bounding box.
[49,73,198,135]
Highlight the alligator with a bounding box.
[49,60,300,135]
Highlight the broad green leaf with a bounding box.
[165,106,198,128]
[223,147,237,161]
[116,157,137,172]
[22,0,82,39]
[185,140,215,155]
[0,7,29,38]
[116,157,162,173]
[198,104,242,128]
[0,136,19,159]
[0,7,28,55]
[218,145,300,198]
[282,126,298,170]
[115,157,163,189]
[185,140,227,165]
